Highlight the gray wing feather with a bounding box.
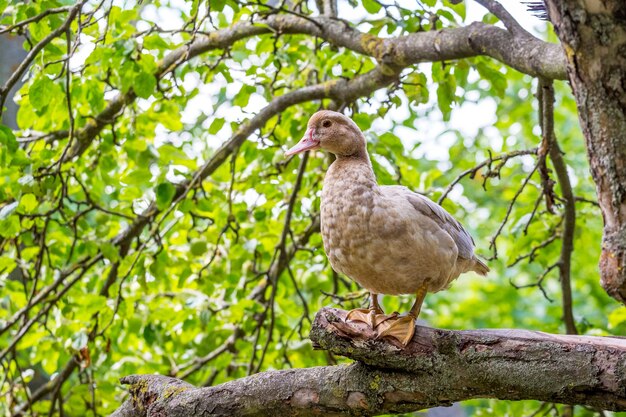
[402,189,475,259]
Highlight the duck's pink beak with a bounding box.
[285,128,320,157]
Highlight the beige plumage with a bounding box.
[286,110,488,345]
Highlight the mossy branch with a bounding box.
[111,308,626,417]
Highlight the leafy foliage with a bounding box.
[0,1,621,416]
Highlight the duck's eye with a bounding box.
[322,120,332,128]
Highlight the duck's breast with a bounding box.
[321,170,459,295]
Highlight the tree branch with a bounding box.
[437,147,538,204]
[111,308,626,417]
[539,78,578,335]
[0,5,74,35]
[474,0,531,37]
[59,13,566,162]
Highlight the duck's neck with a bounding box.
[339,146,370,162]
[328,151,377,187]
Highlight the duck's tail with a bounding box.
[472,256,490,276]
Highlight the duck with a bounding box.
[285,110,489,346]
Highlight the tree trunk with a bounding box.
[0,34,26,129]
[110,308,626,417]
[545,0,626,303]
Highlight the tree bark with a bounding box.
[545,0,626,303]
[0,34,26,129]
[111,308,626,417]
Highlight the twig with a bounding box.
[55,25,78,168]
[12,358,80,417]
[177,330,243,380]
[574,196,599,207]
[0,6,73,35]
[523,190,546,235]
[0,255,100,337]
[539,78,577,335]
[488,160,540,260]
[510,261,559,302]
[508,233,559,267]
[251,152,310,375]
[246,1,325,31]
[437,148,538,205]
[17,130,69,144]
[0,257,101,362]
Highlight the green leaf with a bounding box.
[143,33,169,50]
[158,102,183,130]
[362,0,381,13]
[190,240,207,256]
[0,125,17,152]
[143,324,157,345]
[475,61,507,97]
[609,307,626,328]
[101,242,120,262]
[120,61,137,94]
[122,169,152,185]
[0,216,20,237]
[233,85,255,108]
[79,294,109,317]
[436,80,454,121]
[0,256,16,273]
[210,0,225,12]
[20,194,38,212]
[156,182,176,211]
[29,76,54,111]
[209,118,225,135]
[134,71,156,99]
[450,1,467,21]
[0,125,18,167]
[405,72,429,105]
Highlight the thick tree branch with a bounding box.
[267,15,565,78]
[111,308,626,416]
[60,13,565,161]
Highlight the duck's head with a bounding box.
[285,110,366,158]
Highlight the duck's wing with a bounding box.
[393,186,475,260]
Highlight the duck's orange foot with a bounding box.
[346,308,398,329]
[376,315,416,346]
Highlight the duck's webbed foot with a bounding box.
[345,292,397,329]
[376,284,428,346]
[376,315,416,346]
[346,308,397,329]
